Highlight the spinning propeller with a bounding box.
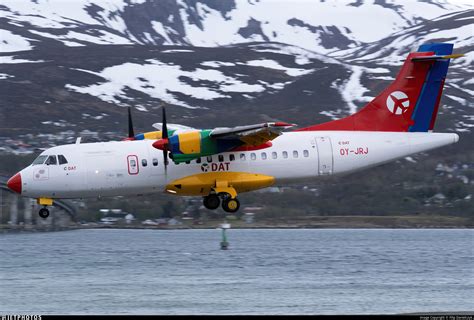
[128,106,135,139]
[152,104,170,173]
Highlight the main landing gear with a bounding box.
[203,193,240,213]
[37,198,53,219]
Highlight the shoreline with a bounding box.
[1,215,472,233]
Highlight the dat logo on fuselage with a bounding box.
[201,162,230,172]
[386,91,410,115]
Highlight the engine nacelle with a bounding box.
[152,129,275,164]
[153,130,240,164]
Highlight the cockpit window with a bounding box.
[58,155,68,165]
[32,155,48,165]
[45,155,57,165]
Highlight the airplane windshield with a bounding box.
[32,155,48,165]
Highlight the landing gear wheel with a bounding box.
[39,208,50,219]
[203,194,220,210]
[222,198,240,213]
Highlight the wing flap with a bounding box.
[210,122,294,146]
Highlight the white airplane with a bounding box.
[7,43,463,218]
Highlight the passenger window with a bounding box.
[261,152,267,160]
[303,150,309,157]
[240,153,246,161]
[142,159,148,167]
[152,158,158,166]
[45,155,57,165]
[207,156,213,163]
[58,155,68,165]
[293,151,298,158]
[230,154,235,161]
[196,158,201,164]
[218,155,224,162]
[282,151,288,159]
[251,153,256,160]
[272,152,277,159]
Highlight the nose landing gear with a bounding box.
[39,207,50,219]
[37,198,53,219]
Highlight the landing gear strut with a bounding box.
[39,207,50,219]
[36,198,53,219]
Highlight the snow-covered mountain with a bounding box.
[0,0,472,152]
[333,9,473,66]
[1,0,472,54]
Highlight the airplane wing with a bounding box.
[152,123,197,134]
[210,122,295,146]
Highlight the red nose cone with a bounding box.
[7,172,22,194]
[152,138,168,150]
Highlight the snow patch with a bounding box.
[243,59,313,76]
[320,110,343,120]
[65,60,268,108]
[0,73,14,79]
[201,61,236,67]
[161,49,195,53]
[446,94,467,105]
[0,56,45,64]
[333,65,371,114]
[152,21,173,44]
[0,29,32,52]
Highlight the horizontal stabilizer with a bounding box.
[411,53,464,62]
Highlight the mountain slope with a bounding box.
[0,0,472,149]
[1,0,471,54]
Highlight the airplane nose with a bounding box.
[7,172,22,194]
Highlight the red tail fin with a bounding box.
[298,43,454,132]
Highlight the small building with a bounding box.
[243,212,255,224]
[99,208,134,225]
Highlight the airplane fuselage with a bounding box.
[18,131,459,199]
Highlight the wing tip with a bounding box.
[273,122,296,128]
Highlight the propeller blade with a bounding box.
[162,105,168,140]
[163,149,168,170]
[128,107,135,138]
[161,105,169,168]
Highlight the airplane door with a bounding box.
[85,155,106,190]
[315,136,333,175]
[127,155,140,175]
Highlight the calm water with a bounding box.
[0,228,473,315]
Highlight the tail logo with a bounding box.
[386,91,410,115]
